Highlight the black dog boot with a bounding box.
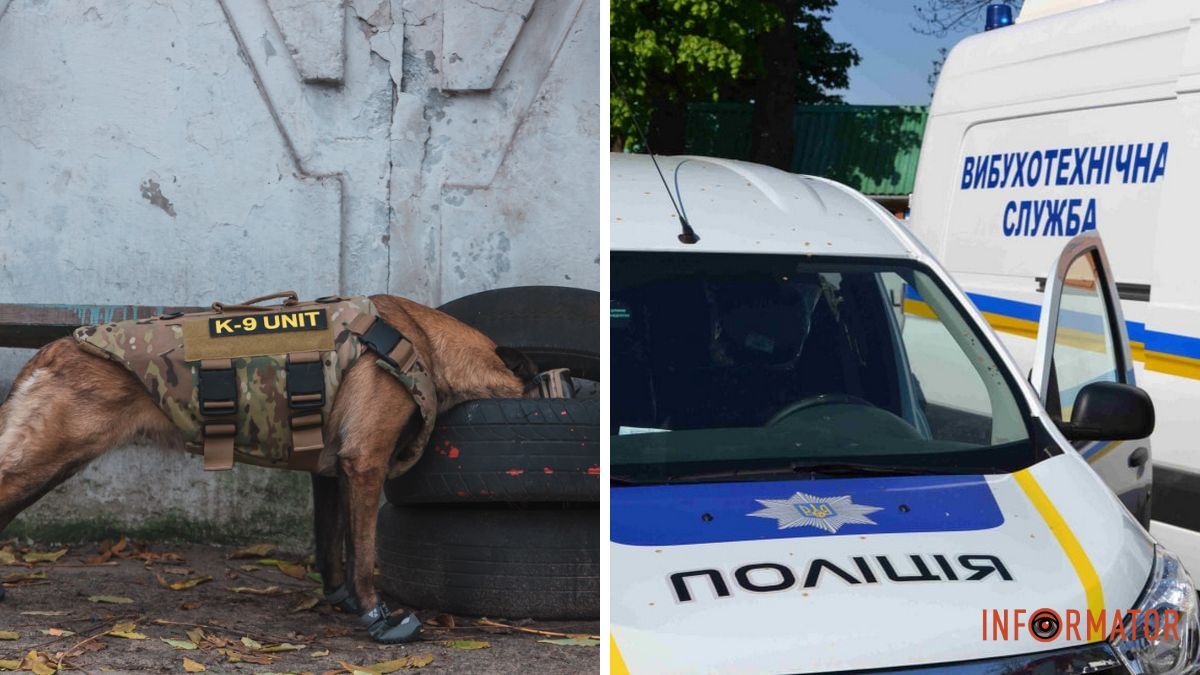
[0,584,5,601]
[324,584,360,614]
[360,601,422,644]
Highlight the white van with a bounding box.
[610,152,1198,672]
[909,0,1200,577]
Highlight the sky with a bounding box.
[823,0,979,105]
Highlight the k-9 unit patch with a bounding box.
[209,309,329,337]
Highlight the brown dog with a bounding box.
[0,294,536,643]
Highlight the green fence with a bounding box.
[684,103,928,196]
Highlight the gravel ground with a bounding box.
[0,541,598,673]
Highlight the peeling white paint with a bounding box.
[0,0,598,541]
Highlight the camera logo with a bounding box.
[1028,609,1061,642]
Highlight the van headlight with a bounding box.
[1112,546,1200,674]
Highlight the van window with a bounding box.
[1048,253,1121,419]
[611,253,1035,484]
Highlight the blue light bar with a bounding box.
[985,4,1014,31]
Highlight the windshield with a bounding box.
[611,252,1037,484]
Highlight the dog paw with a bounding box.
[323,584,360,614]
[360,603,422,644]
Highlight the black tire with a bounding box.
[376,503,599,620]
[437,286,600,381]
[385,398,599,505]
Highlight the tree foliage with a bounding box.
[611,0,782,149]
[610,0,858,156]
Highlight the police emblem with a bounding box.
[748,492,883,533]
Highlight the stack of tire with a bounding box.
[376,287,600,620]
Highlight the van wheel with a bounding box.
[437,286,600,381]
[375,503,599,620]
[384,398,599,505]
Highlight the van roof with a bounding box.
[610,153,916,259]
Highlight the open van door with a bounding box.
[1032,233,1152,525]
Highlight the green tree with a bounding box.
[611,0,858,170]
[611,0,782,153]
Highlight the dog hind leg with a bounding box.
[0,339,177,599]
[311,474,358,612]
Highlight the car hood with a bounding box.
[610,453,1154,673]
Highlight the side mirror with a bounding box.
[1058,381,1155,441]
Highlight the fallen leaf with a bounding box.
[110,536,128,554]
[182,657,207,672]
[428,614,455,628]
[168,576,212,591]
[217,648,273,665]
[307,571,323,584]
[109,622,148,639]
[0,631,18,640]
[228,585,283,595]
[290,595,320,613]
[19,650,54,675]
[3,571,47,585]
[257,643,305,653]
[23,548,67,564]
[340,654,435,673]
[0,550,15,565]
[180,600,203,610]
[277,562,308,580]
[162,638,197,650]
[538,637,600,647]
[442,640,489,650]
[39,628,73,637]
[163,566,193,576]
[0,659,21,670]
[228,544,275,559]
[20,611,67,617]
[239,564,260,572]
[89,594,133,604]
[256,558,288,567]
[241,636,263,650]
[310,649,330,657]
[186,628,206,645]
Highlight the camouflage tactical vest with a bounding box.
[72,292,437,478]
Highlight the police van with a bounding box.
[610,152,1199,672]
[908,0,1200,579]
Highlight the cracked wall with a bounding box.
[0,0,599,545]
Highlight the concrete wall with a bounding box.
[0,0,599,545]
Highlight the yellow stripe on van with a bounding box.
[611,635,630,674]
[1013,469,1105,641]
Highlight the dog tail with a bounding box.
[495,346,539,386]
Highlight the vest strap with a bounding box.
[202,421,236,471]
[199,359,237,471]
[348,315,418,372]
[286,352,326,465]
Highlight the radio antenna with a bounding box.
[610,73,699,244]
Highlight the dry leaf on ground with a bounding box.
[182,657,206,672]
[161,638,197,650]
[23,549,67,564]
[109,622,148,639]
[339,653,435,673]
[442,640,490,650]
[88,594,133,604]
[539,637,600,647]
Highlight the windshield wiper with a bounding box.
[662,461,933,484]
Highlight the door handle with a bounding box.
[1128,446,1149,468]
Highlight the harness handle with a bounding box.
[211,291,300,313]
